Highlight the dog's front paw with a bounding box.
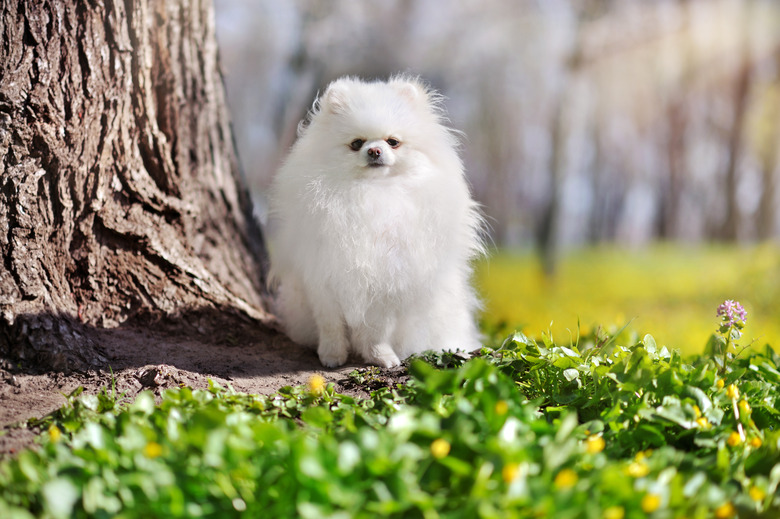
[318,347,348,368]
[365,343,401,368]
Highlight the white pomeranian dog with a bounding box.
[267,76,484,368]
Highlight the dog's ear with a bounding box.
[390,77,428,105]
[321,79,352,115]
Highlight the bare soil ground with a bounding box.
[0,322,406,456]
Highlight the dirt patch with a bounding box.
[0,323,389,456]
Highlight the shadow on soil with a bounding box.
[0,308,391,455]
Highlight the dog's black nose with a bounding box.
[367,147,382,158]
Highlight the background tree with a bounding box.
[0,0,270,370]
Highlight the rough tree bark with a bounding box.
[0,0,271,370]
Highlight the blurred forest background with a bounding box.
[213,0,780,351]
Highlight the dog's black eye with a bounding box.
[349,139,365,151]
[386,138,401,148]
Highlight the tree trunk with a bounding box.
[719,1,754,241]
[537,15,586,276]
[659,97,687,240]
[657,0,692,240]
[0,0,271,370]
[720,56,752,241]
[756,45,780,241]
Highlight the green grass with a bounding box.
[476,244,780,355]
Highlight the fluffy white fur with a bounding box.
[267,76,484,368]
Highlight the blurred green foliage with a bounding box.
[475,245,780,355]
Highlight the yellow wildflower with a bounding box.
[749,486,766,502]
[738,400,751,416]
[308,374,326,396]
[714,502,735,519]
[554,468,578,489]
[430,438,451,459]
[636,449,653,461]
[585,435,605,454]
[494,400,509,415]
[627,461,650,478]
[640,493,661,513]
[143,441,163,458]
[726,384,739,400]
[502,462,519,482]
[749,437,762,448]
[716,379,725,389]
[603,506,625,519]
[726,432,742,447]
[693,405,702,418]
[48,424,62,443]
[696,417,711,429]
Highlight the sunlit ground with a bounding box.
[475,244,780,356]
